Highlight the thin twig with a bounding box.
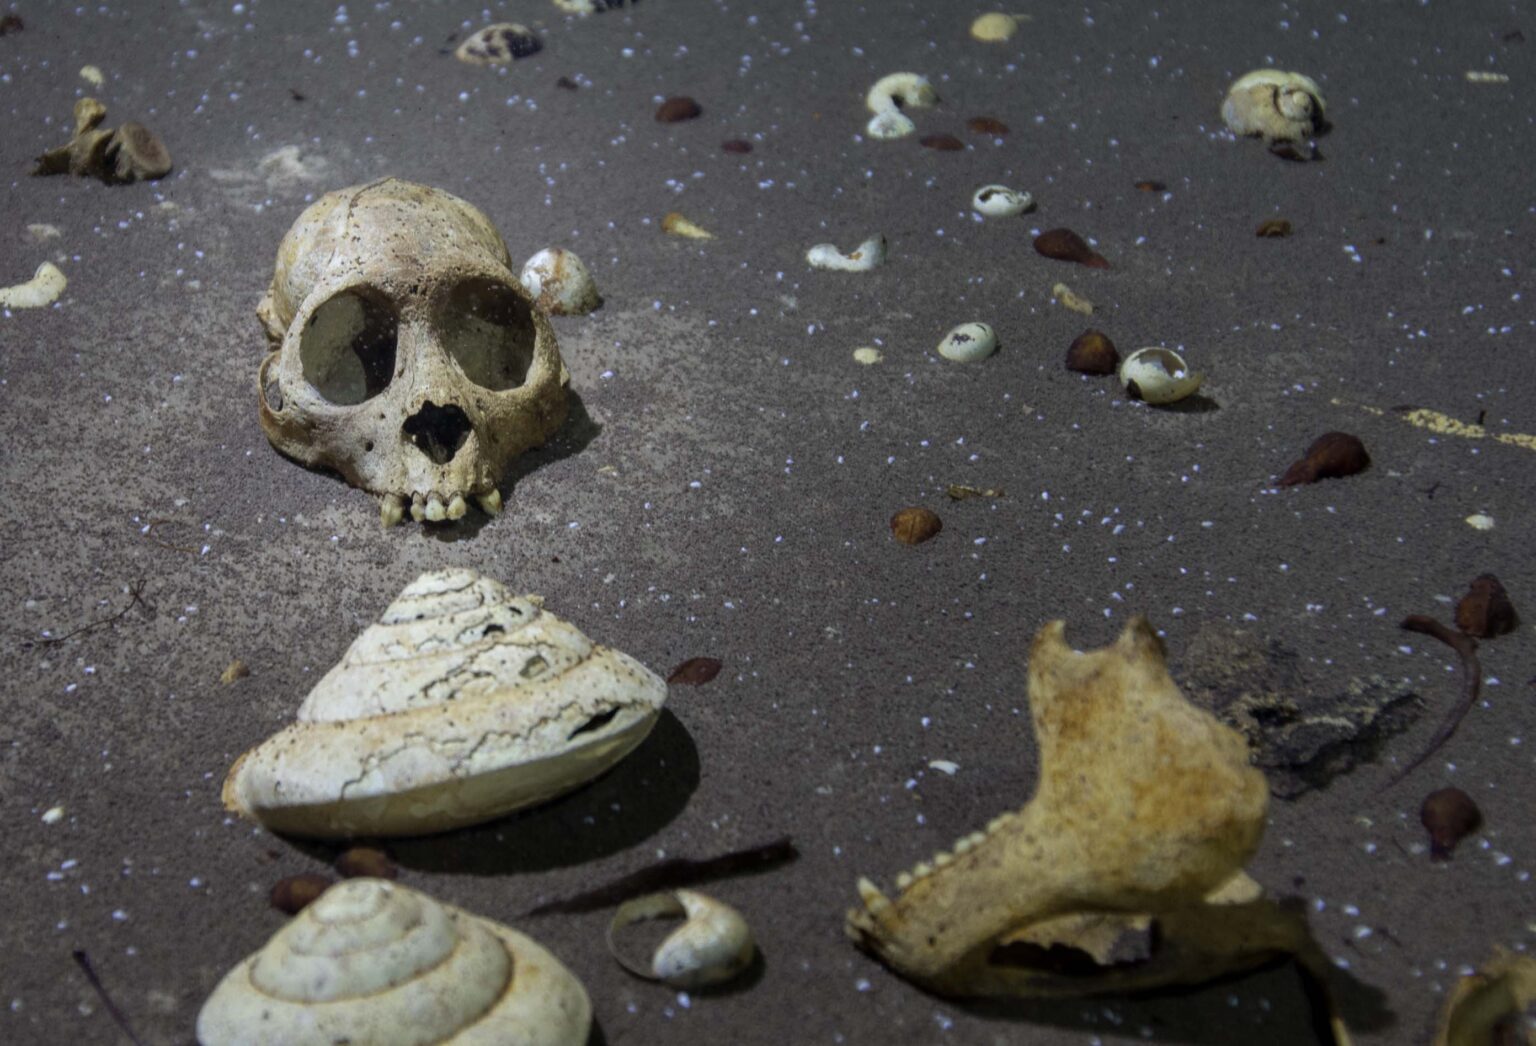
[25,580,148,650]
[1383,614,1480,789]
[71,949,145,1046]
[142,518,200,555]
[523,836,798,917]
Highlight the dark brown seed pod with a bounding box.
[1134,179,1167,192]
[656,96,703,123]
[720,138,753,154]
[1420,787,1481,860]
[0,14,22,35]
[1256,218,1293,238]
[555,75,580,91]
[890,507,942,545]
[667,657,723,686]
[1033,228,1110,269]
[1455,574,1519,638]
[335,847,398,880]
[1065,329,1120,375]
[920,133,965,152]
[966,116,1010,135]
[110,122,173,181]
[1277,432,1369,486]
[270,873,334,915]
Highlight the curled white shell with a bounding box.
[866,109,916,140]
[197,878,591,1046]
[1221,69,1325,143]
[0,262,66,309]
[1119,346,1203,404]
[806,234,887,272]
[866,72,937,114]
[222,569,668,838]
[520,247,602,316]
[971,184,1033,218]
[607,889,756,989]
[938,321,998,363]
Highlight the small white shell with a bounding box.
[852,346,883,365]
[1221,69,1325,143]
[1119,346,1204,404]
[608,890,756,989]
[454,23,541,66]
[806,235,887,272]
[970,13,1019,42]
[198,878,591,1046]
[866,109,917,140]
[222,569,668,838]
[866,72,937,114]
[971,184,1033,218]
[0,262,67,309]
[521,247,602,316]
[938,322,998,363]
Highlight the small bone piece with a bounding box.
[0,262,67,309]
[198,878,591,1045]
[222,569,668,838]
[608,890,756,989]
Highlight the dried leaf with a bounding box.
[667,657,723,686]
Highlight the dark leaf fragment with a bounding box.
[1065,328,1120,375]
[920,133,965,151]
[1034,228,1110,268]
[890,507,942,545]
[656,96,702,122]
[668,657,723,686]
[966,116,1009,135]
[270,873,334,915]
[1421,787,1481,859]
[1454,574,1518,638]
[1278,432,1369,486]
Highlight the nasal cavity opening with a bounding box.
[402,401,472,465]
[299,288,397,405]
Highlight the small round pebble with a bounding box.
[938,322,998,362]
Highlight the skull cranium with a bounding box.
[256,178,568,525]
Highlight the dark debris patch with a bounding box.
[667,656,723,686]
[656,96,703,123]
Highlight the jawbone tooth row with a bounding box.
[856,876,891,913]
[389,490,485,525]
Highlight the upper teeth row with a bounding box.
[853,811,1018,914]
[380,489,502,526]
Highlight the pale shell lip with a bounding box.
[607,889,757,989]
[1118,346,1203,404]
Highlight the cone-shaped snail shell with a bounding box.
[223,569,668,838]
[197,878,591,1045]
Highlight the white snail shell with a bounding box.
[197,878,591,1046]
[607,889,756,989]
[520,247,602,316]
[1119,346,1203,405]
[222,569,668,838]
[1220,69,1325,143]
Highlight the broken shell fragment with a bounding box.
[520,247,602,316]
[806,235,886,272]
[852,346,883,365]
[1277,432,1369,486]
[1420,787,1481,860]
[970,12,1019,42]
[199,878,591,1046]
[866,109,916,140]
[1051,282,1093,316]
[1065,329,1119,375]
[866,72,937,115]
[221,569,668,838]
[1119,346,1203,404]
[661,211,714,240]
[0,262,67,310]
[937,321,997,362]
[1221,69,1326,144]
[1033,228,1110,268]
[454,23,541,65]
[608,890,756,989]
[971,184,1033,218]
[1454,574,1518,638]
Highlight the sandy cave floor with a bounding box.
[1,0,1534,1043]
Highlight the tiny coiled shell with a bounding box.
[607,890,756,989]
[866,72,937,114]
[197,878,591,1046]
[938,322,998,363]
[222,569,668,838]
[1221,69,1325,143]
[971,184,1033,218]
[520,247,602,316]
[1119,346,1203,404]
[806,235,887,272]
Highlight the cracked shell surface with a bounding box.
[197,877,591,1046]
[222,569,668,838]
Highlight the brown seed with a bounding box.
[1134,179,1167,192]
[920,133,965,152]
[721,138,753,154]
[656,96,702,123]
[335,846,398,880]
[1420,787,1481,860]
[1256,218,1293,238]
[667,657,723,686]
[270,873,334,915]
[966,116,1010,135]
[1065,329,1120,375]
[1277,432,1370,486]
[1455,574,1519,638]
[0,14,23,35]
[1033,228,1110,269]
[890,507,943,545]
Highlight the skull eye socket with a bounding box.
[300,289,398,405]
[440,277,536,391]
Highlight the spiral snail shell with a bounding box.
[223,569,668,838]
[197,877,591,1045]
